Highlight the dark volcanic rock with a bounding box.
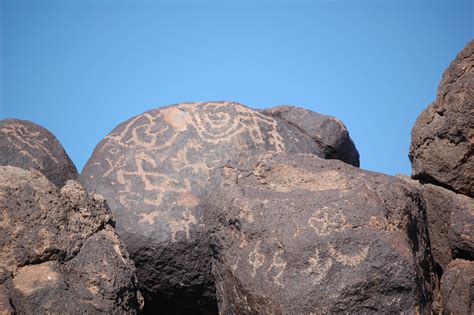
[261,105,360,167]
[204,153,436,313]
[399,176,474,272]
[409,40,474,197]
[0,119,78,187]
[440,259,474,314]
[0,166,142,314]
[79,101,324,313]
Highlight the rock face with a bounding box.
[262,105,360,167]
[440,259,474,314]
[398,177,474,272]
[409,40,474,197]
[0,166,142,314]
[204,153,436,313]
[79,101,324,313]
[0,119,78,187]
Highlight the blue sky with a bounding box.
[1,0,472,175]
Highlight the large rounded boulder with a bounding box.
[0,166,142,314]
[261,105,360,167]
[79,101,324,312]
[204,153,437,313]
[0,119,78,187]
[409,40,474,197]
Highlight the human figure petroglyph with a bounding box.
[248,241,265,278]
[168,209,198,242]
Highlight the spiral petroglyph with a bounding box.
[79,101,321,312]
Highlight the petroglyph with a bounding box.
[267,247,287,287]
[139,211,160,225]
[248,241,265,278]
[168,209,198,242]
[304,249,333,284]
[1,123,59,169]
[308,206,347,236]
[328,245,370,267]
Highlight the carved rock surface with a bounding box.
[79,101,323,313]
[410,40,474,197]
[262,105,360,167]
[441,259,474,314]
[399,177,474,272]
[0,166,142,314]
[0,119,78,187]
[204,153,436,314]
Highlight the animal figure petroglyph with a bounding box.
[308,206,347,236]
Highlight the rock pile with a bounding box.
[1,40,472,314]
[0,166,142,314]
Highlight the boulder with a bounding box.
[409,40,474,197]
[398,176,474,272]
[204,153,437,313]
[0,119,78,187]
[79,101,324,312]
[0,166,142,314]
[261,105,360,167]
[440,259,474,314]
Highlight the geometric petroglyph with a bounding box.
[1,123,59,170]
[267,247,287,288]
[308,206,347,236]
[304,248,333,285]
[328,245,370,267]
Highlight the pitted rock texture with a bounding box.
[410,40,474,197]
[204,153,437,314]
[0,119,78,187]
[261,105,360,167]
[399,176,474,272]
[440,259,474,314]
[79,101,324,313]
[0,166,142,314]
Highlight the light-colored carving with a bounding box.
[328,245,370,267]
[267,247,286,287]
[308,206,347,236]
[169,209,198,242]
[138,211,160,225]
[304,248,333,284]
[161,107,192,131]
[248,240,265,278]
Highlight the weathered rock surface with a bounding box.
[79,101,324,313]
[0,166,142,314]
[0,119,78,187]
[204,153,437,313]
[261,105,360,167]
[399,176,474,272]
[441,259,474,314]
[410,40,474,197]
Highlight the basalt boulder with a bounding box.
[0,166,142,314]
[440,259,474,314]
[399,176,474,272]
[0,119,78,187]
[79,101,324,313]
[410,40,474,197]
[204,153,437,313]
[261,105,360,167]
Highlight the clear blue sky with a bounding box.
[1,0,472,175]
